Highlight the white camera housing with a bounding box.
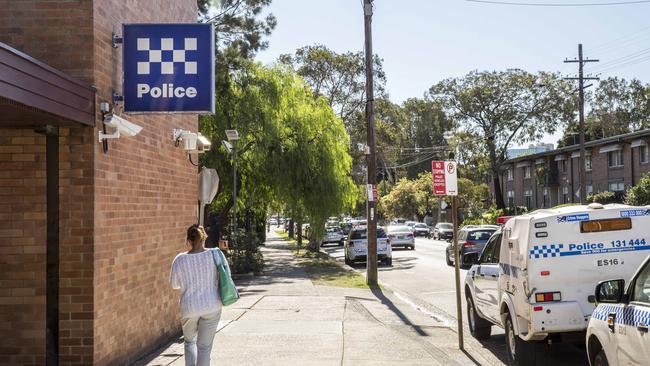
[99,114,143,142]
[172,129,211,154]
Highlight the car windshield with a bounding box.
[415,223,427,228]
[439,223,452,229]
[350,228,387,239]
[388,226,410,233]
[467,230,494,241]
[326,227,338,233]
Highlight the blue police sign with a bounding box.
[122,24,214,113]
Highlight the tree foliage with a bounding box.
[625,173,650,206]
[429,70,576,209]
[200,62,356,252]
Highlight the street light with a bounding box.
[225,129,239,247]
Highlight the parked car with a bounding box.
[433,222,453,240]
[405,221,417,232]
[322,226,345,246]
[445,227,496,268]
[587,255,650,366]
[412,223,430,238]
[387,225,415,250]
[344,227,392,266]
[463,203,650,366]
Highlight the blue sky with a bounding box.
[255,0,650,145]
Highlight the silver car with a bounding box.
[387,225,415,250]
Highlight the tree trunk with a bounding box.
[296,222,303,249]
[288,219,294,238]
[493,172,506,210]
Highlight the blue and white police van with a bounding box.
[463,203,650,366]
[587,255,650,366]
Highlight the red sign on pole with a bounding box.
[432,161,446,195]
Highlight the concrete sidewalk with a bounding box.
[137,231,503,366]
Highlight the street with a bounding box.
[321,236,589,365]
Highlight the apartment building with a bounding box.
[501,129,650,210]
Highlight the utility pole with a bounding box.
[564,44,598,204]
[363,0,378,286]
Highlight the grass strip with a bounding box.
[296,251,374,289]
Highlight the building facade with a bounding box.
[501,130,650,211]
[0,1,201,365]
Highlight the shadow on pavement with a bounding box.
[369,287,429,337]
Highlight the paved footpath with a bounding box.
[137,231,504,366]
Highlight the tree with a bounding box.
[429,70,576,209]
[200,62,356,252]
[198,0,277,65]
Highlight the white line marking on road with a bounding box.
[392,291,453,327]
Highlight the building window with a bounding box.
[506,168,513,181]
[608,150,624,168]
[507,190,514,208]
[585,155,592,171]
[524,189,532,209]
[640,146,648,164]
[586,184,593,196]
[562,186,569,203]
[608,180,625,192]
[523,166,531,179]
[559,160,567,173]
[543,188,548,208]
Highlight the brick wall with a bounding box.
[0,0,94,84]
[91,1,198,365]
[0,129,47,366]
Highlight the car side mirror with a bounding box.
[595,279,626,304]
[463,252,479,266]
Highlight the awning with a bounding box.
[0,42,95,128]
[515,161,530,168]
[631,139,647,148]
[535,158,545,165]
[570,150,591,158]
[599,144,622,154]
[554,155,567,161]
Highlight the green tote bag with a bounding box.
[210,249,240,306]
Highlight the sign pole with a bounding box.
[452,195,464,350]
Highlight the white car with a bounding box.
[322,227,344,246]
[344,227,392,266]
[387,225,415,250]
[586,255,650,366]
[464,203,650,366]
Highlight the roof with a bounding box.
[520,203,642,220]
[504,129,650,165]
[0,42,95,127]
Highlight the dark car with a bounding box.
[412,223,431,237]
[433,222,453,240]
[445,228,496,268]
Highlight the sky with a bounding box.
[254,0,650,146]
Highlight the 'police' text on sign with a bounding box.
[122,24,215,113]
[432,161,458,196]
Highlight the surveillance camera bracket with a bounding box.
[112,92,124,105]
[112,33,123,49]
[98,129,120,142]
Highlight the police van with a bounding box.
[463,203,650,366]
[586,255,650,366]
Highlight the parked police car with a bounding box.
[586,255,650,366]
[344,226,392,266]
[464,203,650,366]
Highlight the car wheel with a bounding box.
[445,249,453,266]
[385,257,393,266]
[344,254,351,265]
[594,349,609,366]
[338,240,344,246]
[504,313,541,366]
[466,295,491,340]
[411,245,415,250]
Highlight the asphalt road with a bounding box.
[321,236,589,366]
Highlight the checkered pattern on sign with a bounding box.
[529,244,563,259]
[136,37,198,75]
[592,304,650,327]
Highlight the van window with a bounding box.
[580,218,631,233]
[632,262,650,304]
[479,234,500,264]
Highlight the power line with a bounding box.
[466,0,650,6]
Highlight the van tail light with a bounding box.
[533,306,543,312]
[541,271,550,276]
[535,292,561,303]
[463,241,477,248]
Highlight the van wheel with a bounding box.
[505,313,540,366]
[467,295,491,340]
[594,350,609,366]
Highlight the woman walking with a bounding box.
[171,225,222,366]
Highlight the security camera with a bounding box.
[196,133,211,153]
[99,114,143,142]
